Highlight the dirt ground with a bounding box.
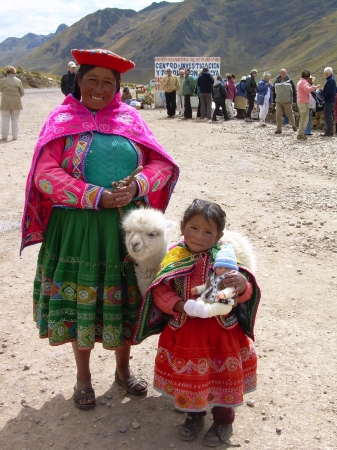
[0,89,336,450]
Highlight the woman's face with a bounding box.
[78,67,117,110]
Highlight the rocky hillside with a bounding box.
[0,68,60,89]
[2,0,337,84]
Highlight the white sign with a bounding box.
[154,56,221,107]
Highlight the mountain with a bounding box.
[0,24,68,67]
[2,0,337,84]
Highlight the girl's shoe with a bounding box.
[203,422,233,447]
[179,414,205,441]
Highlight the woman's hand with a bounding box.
[223,271,247,296]
[99,180,138,209]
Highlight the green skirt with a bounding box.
[33,205,142,349]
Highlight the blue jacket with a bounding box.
[198,72,214,94]
[236,81,247,98]
[322,75,337,103]
[256,79,272,105]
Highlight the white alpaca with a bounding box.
[222,230,257,274]
[122,209,176,296]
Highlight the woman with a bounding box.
[21,48,179,410]
[297,70,320,140]
[256,72,272,126]
[224,74,237,118]
[234,76,247,119]
[121,86,133,104]
[0,65,24,141]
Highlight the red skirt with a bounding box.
[154,317,257,412]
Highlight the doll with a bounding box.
[184,245,238,318]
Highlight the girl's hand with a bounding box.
[190,287,198,296]
[99,180,138,209]
[223,271,247,296]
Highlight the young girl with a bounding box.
[133,199,261,447]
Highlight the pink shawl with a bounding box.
[21,93,179,251]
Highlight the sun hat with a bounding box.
[68,61,77,68]
[240,76,246,81]
[71,49,135,73]
[213,245,238,271]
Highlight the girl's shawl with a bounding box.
[21,93,179,251]
[133,242,261,344]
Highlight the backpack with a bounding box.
[274,81,293,104]
[315,89,325,112]
[213,82,225,100]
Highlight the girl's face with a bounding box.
[181,214,223,254]
[78,67,117,110]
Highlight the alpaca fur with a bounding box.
[122,209,176,296]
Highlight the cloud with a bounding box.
[0,0,182,43]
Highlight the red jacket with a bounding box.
[224,79,237,100]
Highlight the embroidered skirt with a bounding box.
[154,317,257,412]
[33,205,141,349]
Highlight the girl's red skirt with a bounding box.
[154,317,257,412]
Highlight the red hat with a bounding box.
[71,49,135,73]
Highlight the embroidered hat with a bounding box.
[71,49,135,73]
[68,61,77,68]
[213,245,238,271]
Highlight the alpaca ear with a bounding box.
[166,220,177,232]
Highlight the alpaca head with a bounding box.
[122,209,176,262]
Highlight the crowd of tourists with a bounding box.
[160,65,337,139]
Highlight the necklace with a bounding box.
[191,251,208,260]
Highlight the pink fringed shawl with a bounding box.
[21,93,179,252]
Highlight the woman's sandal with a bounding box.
[73,386,96,410]
[114,370,148,395]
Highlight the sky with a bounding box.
[0,0,182,43]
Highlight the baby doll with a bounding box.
[184,245,238,318]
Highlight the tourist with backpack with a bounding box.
[273,68,297,134]
[211,76,229,123]
[234,76,247,119]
